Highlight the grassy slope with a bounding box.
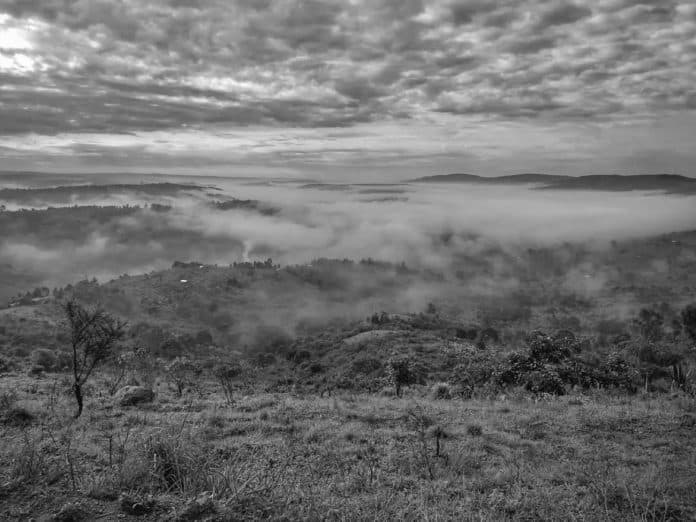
[1,372,695,521]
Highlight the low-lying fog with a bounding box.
[1,173,696,301]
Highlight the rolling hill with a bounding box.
[411,173,696,193]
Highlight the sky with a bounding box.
[0,0,695,181]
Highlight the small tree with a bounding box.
[64,300,127,418]
[164,357,202,397]
[633,308,664,343]
[682,304,696,346]
[214,361,244,404]
[387,356,423,397]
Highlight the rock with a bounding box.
[174,492,216,521]
[114,386,155,407]
[2,407,34,427]
[119,493,157,516]
[52,502,89,521]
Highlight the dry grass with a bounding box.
[0,371,695,520]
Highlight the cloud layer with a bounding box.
[0,0,695,178]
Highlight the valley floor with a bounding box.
[1,373,695,521]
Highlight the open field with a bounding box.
[2,370,695,521]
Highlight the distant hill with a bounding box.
[538,174,696,193]
[410,173,696,193]
[410,173,567,184]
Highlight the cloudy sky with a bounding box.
[0,0,694,180]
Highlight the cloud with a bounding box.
[0,0,694,177]
[536,4,592,28]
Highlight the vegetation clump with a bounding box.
[64,300,127,417]
[164,356,202,397]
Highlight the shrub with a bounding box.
[287,349,311,364]
[431,382,452,400]
[158,337,184,358]
[450,353,498,398]
[255,353,276,367]
[681,304,696,345]
[105,347,147,395]
[195,329,213,345]
[467,424,483,437]
[596,319,627,337]
[0,356,14,373]
[495,352,538,386]
[164,357,202,397]
[351,356,382,375]
[633,308,664,343]
[479,327,500,344]
[308,362,324,374]
[526,331,571,363]
[253,325,293,355]
[31,349,57,371]
[455,327,478,340]
[64,300,127,417]
[2,406,35,427]
[599,352,639,392]
[386,356,424,397]
[523,368,566,395]
[213,361,243,404]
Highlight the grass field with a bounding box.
[2,370,695,521]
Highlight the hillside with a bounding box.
[411,173,696,193]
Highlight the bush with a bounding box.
[287,350,311,364]
[351,356,382,375]
[633,308,664,343]
[253,325,293,355]
[213,361,243,404]
[386,356,424,397]
[455,327,478,340]
[431,382,452,400]
[479,327,500,344]
[599,352,639,392]
[681,304,696,344]
[164,357,202,397]
[158,337,184,358]
[450,353,498,398]
[31,349,57,371]
[195,329,213,345]
[523,368,566,395]
[526,331,572,363]
[0,356,14,373]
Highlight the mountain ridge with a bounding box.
[410,173,696,193]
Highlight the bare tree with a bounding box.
[64,300,127,418]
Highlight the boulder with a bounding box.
[174,492,216,521]
[119,493,157,516]
[114,386,155,407]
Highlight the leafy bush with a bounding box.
[526,331,572,363]
[31,349,57,371]
[164,357,202,397]
[450,352,498,398]
[600,352,640,392]
[633,308,664,343]
[524,368,566,395]
[351,356,382,375]
[386,356,424,397]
